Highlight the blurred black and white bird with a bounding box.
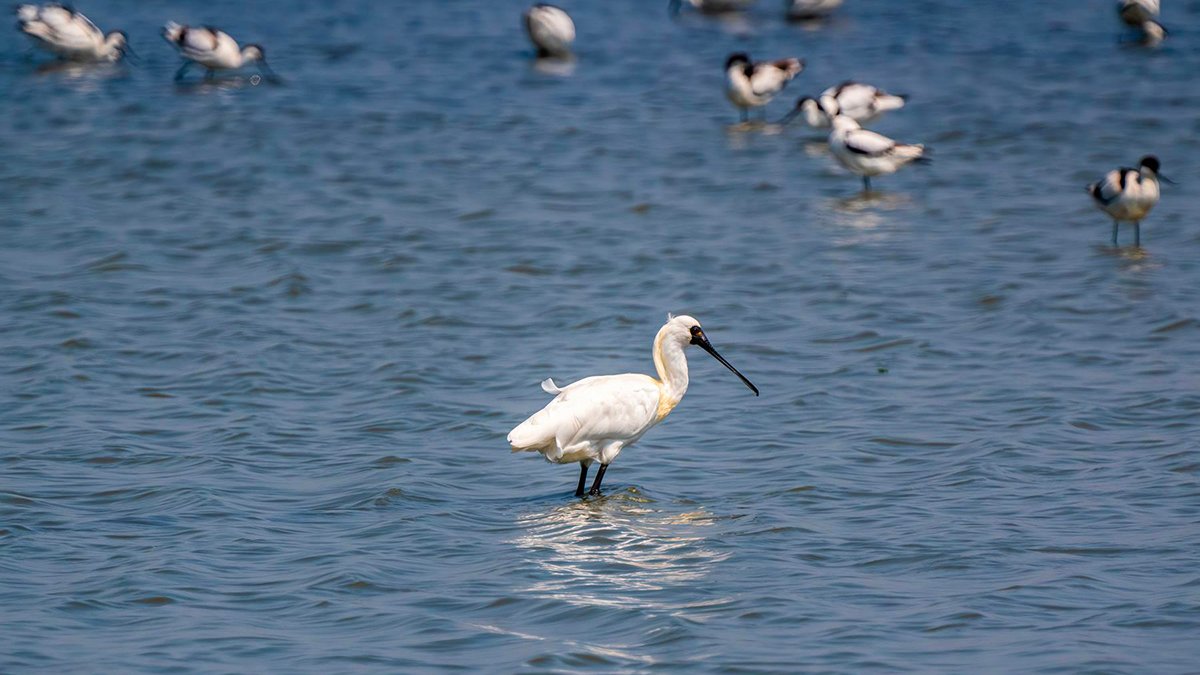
[1118,0,1165,46]
[16,3,129,62]
[524,4,575,58]
[828,115,926,192]
[782,81,906,128]
[725,52,805,123]
[670,0,756,15]
[785,0,844,21]
[163,22,272,81]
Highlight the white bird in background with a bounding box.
[16,3,129,62]
[162,22,272,81]
[786,0,844,21]
[1087,155,1169,247]
[782,81,907,128]
[508,315,758,497]
[670,0,756,15]
[1119,0,1166,45]
[828,115,927,192]
[725,52,805,123]
[524,4,575,58]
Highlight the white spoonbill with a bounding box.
[16,3,129,62]
[725,52,805,123]
[524,4,575,58]
[162,22,272,81]
[828,115,926,192]
[781,81,906,128]
[1087,155,1169,247]
[508,315,759,497]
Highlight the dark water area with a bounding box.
[2,0,1199,671]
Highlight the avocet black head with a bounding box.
[1140,155,1173,183]
[725,52,750,70]
[242,43,265,62]
[777,96,810,125]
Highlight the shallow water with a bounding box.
[2,0,1199,671]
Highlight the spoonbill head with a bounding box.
[508,314,758,497]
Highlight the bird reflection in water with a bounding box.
[532,55,576,77]
[172,75,266,93]
[32,61,123,90]
[513,491,730,607]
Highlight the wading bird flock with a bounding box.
[13,2,1177,496]
[16,3,272,81]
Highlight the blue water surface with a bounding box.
[2,0,1198,671]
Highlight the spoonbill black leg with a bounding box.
[1134,222,1141,247]
[174,61,192,81]
[1112,221,1119,246]
[588,464,609,496]
[575,462,589,497]
[862,176,871,192]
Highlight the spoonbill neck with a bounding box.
[652,325,690,406]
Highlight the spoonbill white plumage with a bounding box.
[1087,155,1169,247]
[507,315,758,497]
[524,4,575,58]
[828,115,926,192]
[16,3,129,62]
[725,52,805,123]
[782,81,907,128]
[162,22,272,81]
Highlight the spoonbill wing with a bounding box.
[508,374,660,459]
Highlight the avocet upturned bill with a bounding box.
[524,4,574,58]
[782,81,906,128]
[786,0,844,21]
[162,22,272,81]
[508,315,758,497]
[725,52,805,122]
[16,3,129,62]
[670,0,756,15]
[1087,155,1169,247]
[828,115,927,192]
[1119,0,1165,45]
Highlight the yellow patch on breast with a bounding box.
[654,386,681,423]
